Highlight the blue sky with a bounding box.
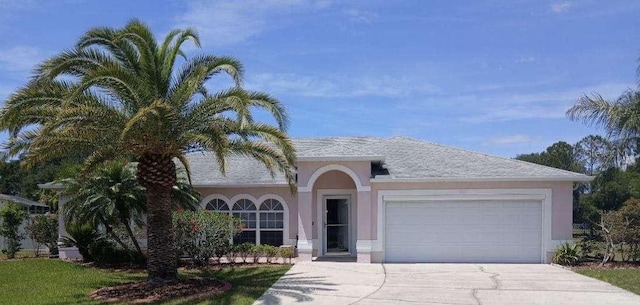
[0,0,638,157]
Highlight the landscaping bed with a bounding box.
[91,277,231,303]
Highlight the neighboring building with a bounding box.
[0,194,51,250]
[48,136,592,263]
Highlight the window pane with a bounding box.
[260,230,283,247]
[233,230,256,245]
[260,199,284,211]
[259,212,283,229]
[233,199,256,211]
[206,198,229,211]
[233,212,256,229]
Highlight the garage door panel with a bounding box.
[385,200,542,263]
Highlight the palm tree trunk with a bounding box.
[121,216,144,257]
[145,183,177,283]
[138,154,179,283]
[98,216,130,251]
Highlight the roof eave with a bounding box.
[370,175,595,183]
[38,182,65,190]
[191,183,288,189]
[297,156,385,162]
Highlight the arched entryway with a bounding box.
[297,163,373,262]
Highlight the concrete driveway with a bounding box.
[255,262,640,305]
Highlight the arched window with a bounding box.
[259,199,284,246]
[205,198,229,212]
[232,199,257,244]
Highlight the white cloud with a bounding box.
[344,9,378,24]
[175,0,331,48]
[484,134,540,145]
[0,46,45,73]
[450,82,634,123]
[551,1,573,13]
[514,56,536,64]
[246,72,441,98]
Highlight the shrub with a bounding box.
[88,238,145,266]
[261,245,278,264]
[236,243,253,263]
[225,244,239,264]
[61,223,101,262]
[173,210,241,267]
[553,242,580,266]
[250,244,262,263]
[0,201,28,259]
[26,214,59,256]
[279,247,295,264]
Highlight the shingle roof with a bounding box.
[0,194,48,207]
[186,136,591,186]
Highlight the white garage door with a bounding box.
[385,200,542,263]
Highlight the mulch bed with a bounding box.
[90,278,231,304]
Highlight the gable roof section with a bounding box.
[186,136,592,186]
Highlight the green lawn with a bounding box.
[0,259,289,305]
[576,268,640,295]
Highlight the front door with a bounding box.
[324,196,350,254]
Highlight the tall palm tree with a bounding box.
[567,76,640,143]
[0,20,296,283]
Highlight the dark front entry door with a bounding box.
[325,197,350,253]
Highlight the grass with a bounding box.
[0,259,290,305]
[576,268,640,295]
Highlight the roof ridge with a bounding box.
[386,136,590,177]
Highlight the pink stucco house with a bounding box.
[49,136,591,263]
[188,136,591,263]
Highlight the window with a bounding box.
[259,199,284,246]
[205,198,229,212]
[202,196,286,246]
[232,199,257,244]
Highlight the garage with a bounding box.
[384,200,543,263]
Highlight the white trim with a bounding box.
[199,194,232,209]
[256,194,291,247]
[300,164,370,192]
[316,189,357,257]
[298,156,385,162]
[297,239,314,251]
[377,188,554,263]
[192,183,287,188]
[371,176,593,183]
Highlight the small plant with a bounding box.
[0,201,28,259]
[250,244,262,263]
[225,244,239,264]
[261,245,278,264]
[61,223,102,262]
[173,210,241,267]
[553,242,581,266]
[236,243,253,263]
[26,214,59,257]
[279,247,295,264]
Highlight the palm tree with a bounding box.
[63,161,148,257]
[0,20,296,283]
[567,69,640,143]
[63,161,200,258]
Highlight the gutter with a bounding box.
[370,175,594,183]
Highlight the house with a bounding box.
[48,136,592,263]
[188,136,591,263]
[0,194,51,250]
